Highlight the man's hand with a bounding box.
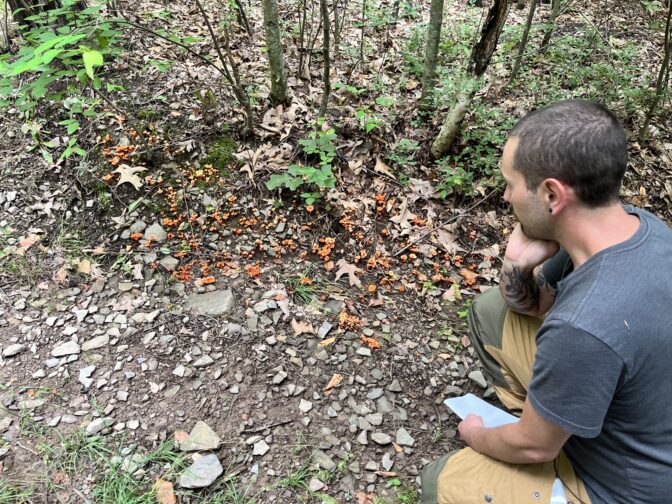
[458,414,485,448]
[504,224,559,271]
[500,224,560,316]
[454,400,571,464]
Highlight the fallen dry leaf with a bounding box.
[390,198,417,233]
[435,228,465,254]
[318,336,336,347]
[291,318,315,336]
[54,265,68,285]
[155,479,176,504]
[52,471,69,485]
[18,234,40,253]
[409,177,438,198]
[77,258,92,275]
[324,373,344,395]
[374,471,398,477]
[335,258,363,288]
[374,156,395,179]
[114,164,146,190]
[368,294,384,307]
[442,283,462,302]
[356,492,376,504]
[474,244,500,257]
[392,442,403,453]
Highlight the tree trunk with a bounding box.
[639,0,672,140]
[234,0,252,35]
[432,0,509,158]
[262,0,289,105]
[392,0,401,24]
[319,0,331,117]
[419,0,445,110]
[540,0,561,52]
[507,0,538,85]
[8,0,86,28]
[468,0,509,77]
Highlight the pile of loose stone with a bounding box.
[0,244,495,498]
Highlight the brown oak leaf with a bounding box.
[114,164,146,190]
[291,318,315,336]
[335,259,363,288]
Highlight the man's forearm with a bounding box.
[499,259,541,315]
[466,423,556,464]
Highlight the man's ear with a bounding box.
[540,178,573,214]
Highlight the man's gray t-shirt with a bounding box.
[531,207,672,503]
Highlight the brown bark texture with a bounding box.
[468,0,509,77]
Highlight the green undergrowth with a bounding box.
[27,425,247,502]
[0,478,35,503]
[408,8,663,198]
[202,133,237,176]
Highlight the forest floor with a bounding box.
[0,0,671,502]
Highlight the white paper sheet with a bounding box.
[444,393,567,504]
[443,393,519,428]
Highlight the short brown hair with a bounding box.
[510,100,628,207]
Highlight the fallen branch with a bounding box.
[393,187,499,257]
[242,419,293,434]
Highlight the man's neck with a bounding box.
[557,204,640,268]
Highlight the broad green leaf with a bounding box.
[82,50,103,79]
[287,177,304,191]
[10,57,43,76]
[266,174,290,190]
[41,149,54,164]
[41,48,62,65]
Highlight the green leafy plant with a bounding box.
[266,124,337,204]
[387,139,419,170]
[0,0,123,162]
[333,81,366,96]
[356,106,382,133]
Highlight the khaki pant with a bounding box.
[421,288,592,504]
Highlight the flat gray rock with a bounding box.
[185,290,234,317]
[81,335,109,351]
[253,440,270,456]
[180,421,222,452]
[365,413,383,426]
[387,379,403,392]
[143,223,167,242]
[366,388,384,400]
[52,341,80,357]
[86,417,112,436]
[78,365,96,389]
[299,399,313,413]
[179,454,223,489]
[396,427,415,447]
[382,452,394,471]
[468,370,488,389]
[159,256,179,272]
[193,355,214,368]
[311,449,336,471]
[371,432,392,445]
[3,344,24,357]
